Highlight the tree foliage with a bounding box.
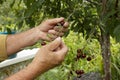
[1,0,120,42]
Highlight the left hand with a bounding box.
[36,17,69,41]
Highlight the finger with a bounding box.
[48,30,59,35]
[56,41,68,56]
[53,47,61,52]
[39,31,51,41]
[59,32,64,37]
[63,22,69,28]
[47,17,64,25]
[47,34,58,41]
[47,37,62,51]
[49,29,65,36]
[54,26,63,32]
[54,26,60,32]
[61,28,68,32]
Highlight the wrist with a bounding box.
[32,27,44,41]
[30,60,51,74]
[27,63,45,77]
[29,27,40,42]
[5,62,42,80]
[22,27,42,45]
[24,63,41,79]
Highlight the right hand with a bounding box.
[31,37,68,73]
[5,37,68,80]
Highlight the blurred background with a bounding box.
[0,0,120,80]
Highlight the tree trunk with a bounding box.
[100,31,111,80]
[100,0,111,80]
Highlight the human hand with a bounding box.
[31,37,68,73]
[6,18,68,56]
[37,17,69,41]
[5,37,68,80]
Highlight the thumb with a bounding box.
[48,17,64,25]
[47,37,62,51]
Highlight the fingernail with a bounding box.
[56,37,61,41]
[60,17,64,19]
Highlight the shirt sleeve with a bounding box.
[0,35,8,62]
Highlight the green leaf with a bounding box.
[10,0,15,8]
[113,25,120,42]
[0,0,6,4]
[17,21,23,29]
[24,0,44,18]
[112,63,120,75]
[64,29,70,37]
[25,17,35,27]
[71,21,77,30]
[102,10,116,23]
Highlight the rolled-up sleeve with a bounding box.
[0,35,8,61]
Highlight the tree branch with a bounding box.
[102,0,107,16]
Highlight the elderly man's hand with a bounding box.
[5,37,68,80]
[6,17,69,55]
[27,37,68,78]
[32,37,68,70]
[36,17,69,41]
[5,17,69,80]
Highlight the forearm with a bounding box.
[6,28,41,55]
[5,64,38,80]
[5,36,68,80]
[5,63,48,80]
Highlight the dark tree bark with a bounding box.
[100,31,111,80]
[100,0,111,80]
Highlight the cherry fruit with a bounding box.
[77,53,81,59]
[77,49,82,53]
[87,56,92,61]
[81,54,86,58]
[75,70,80,75]
[75,70,84,75]
[79,70,84,75]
